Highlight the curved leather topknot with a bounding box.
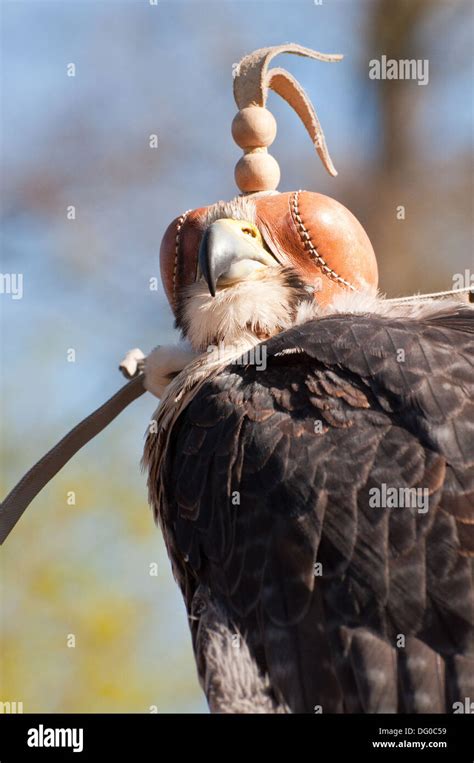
[160,191,378,313]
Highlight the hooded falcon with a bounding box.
[140,44,474,714]
[142,190,474,714]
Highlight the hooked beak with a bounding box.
[198,218,276,297]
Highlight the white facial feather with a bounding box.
[180,270,303,351]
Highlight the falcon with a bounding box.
[142,191,474,714]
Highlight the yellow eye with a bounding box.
[242,226,257,238]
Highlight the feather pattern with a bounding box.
[144,302,474,713]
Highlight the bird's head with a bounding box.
[160,191,378,352]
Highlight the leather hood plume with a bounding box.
[159,44,377,313]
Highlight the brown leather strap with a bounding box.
[0,375,145,545]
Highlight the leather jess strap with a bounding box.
[0,374,145,545]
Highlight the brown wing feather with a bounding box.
[156,305,474,712]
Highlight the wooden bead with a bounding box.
[232,106,277,149]
[234,152,281,193]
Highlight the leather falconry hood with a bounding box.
[160,44,378,311]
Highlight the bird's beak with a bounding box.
[198,218,276,297]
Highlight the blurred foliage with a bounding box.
[0,442,206,713]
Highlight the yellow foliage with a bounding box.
[0,443,206,713]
